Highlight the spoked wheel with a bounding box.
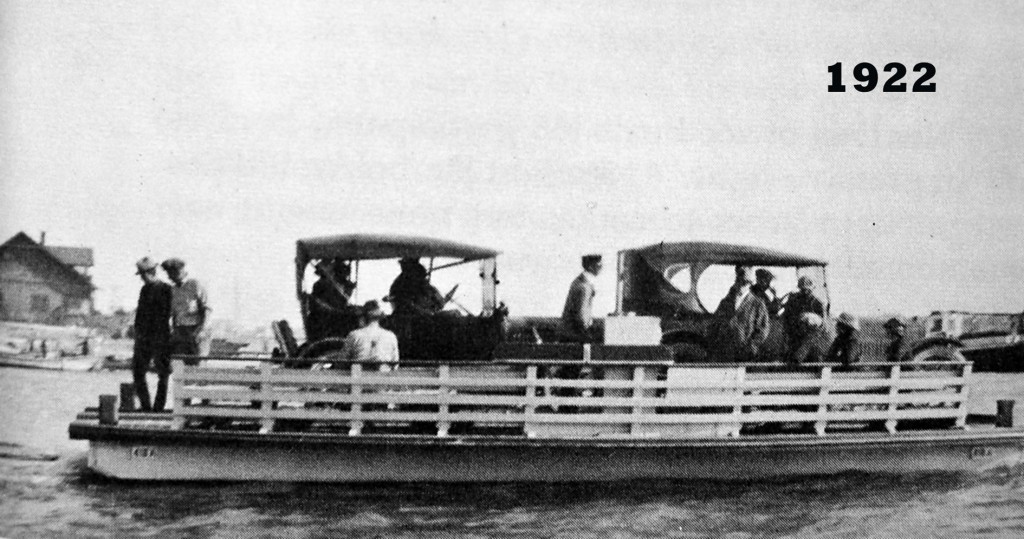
[911,344,967,363]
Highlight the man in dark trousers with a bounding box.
[132,257,172,411]
[710,266,771,362]
[561,254,602,343]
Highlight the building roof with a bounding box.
[44,246,94,267]
[0,232,95,293]
[296,233,500,265]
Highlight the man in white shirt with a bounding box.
[560,254,602,343]
[161,258,211,363]
[342,300,399,371]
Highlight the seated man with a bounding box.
[306,259,357,341]
[387,258,445,316]
[340,300,400,371]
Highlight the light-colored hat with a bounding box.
[362,300,386,321]
[135,257,158,274]
[161,257,186,271]
[837,312,859,331]
[800,312,823,328]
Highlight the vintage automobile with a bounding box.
[276,233,506,362]
[614,241,830,361]
[922,310,1022,371]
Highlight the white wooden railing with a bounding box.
[170,357,971,439]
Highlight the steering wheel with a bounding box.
[441,284,459,306]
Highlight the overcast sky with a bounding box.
[2,1,1022,327]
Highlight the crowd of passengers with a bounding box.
[559,255,912,367]
[128,253,915,415]
[304,256,449,369]
[304,253,916,370]
[709,265,912,366]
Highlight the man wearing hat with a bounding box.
[826,312,862,368]
[790,312,835,365]
[884,317,910,362]
[161,257,211,363]
[560,254,603,343]
[340,300,399,369]
[781,275,826,357]
[751,269,781,317]
[132,257,172,411]
[709,265,770,362]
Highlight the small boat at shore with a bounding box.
[69,352,1024,482]
[1,353,102,371]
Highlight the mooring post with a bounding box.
[996,400,1015,428]
[99,395,119,425]
[119,383,136,412]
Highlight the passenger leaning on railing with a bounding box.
[826,312,862,368]
[338,300,400,372]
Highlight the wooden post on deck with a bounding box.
[728,367,745,437]
[956,363,972,428]
[815,367,832,436]
[99,395,118,425]
[885,364,901,434]
[258,360,275,434]
[631,366,645,436]
[996,400,1015,428]
[170,359,186,430]
[437,365,450,437]
[348,363,363,436]
[119,383,136,412]
[525,365,537,438]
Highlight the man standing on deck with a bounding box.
[827,312,863,368]
[162,258,211,365]
[561,254,602,343]
[710,265,770,362]
[884,317,911,362]
[131,257,172,412]
[751,269,782,317]
[782,275,826,357]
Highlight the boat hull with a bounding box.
[77,427,1024,482]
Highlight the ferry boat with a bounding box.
[68,354,1024,481]
[68,235,1024,481]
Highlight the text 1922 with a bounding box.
[827,62,935,93]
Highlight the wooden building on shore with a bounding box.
[0,231,95,323]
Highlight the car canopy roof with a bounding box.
[623,241,826,267]
[296,233,500,267]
